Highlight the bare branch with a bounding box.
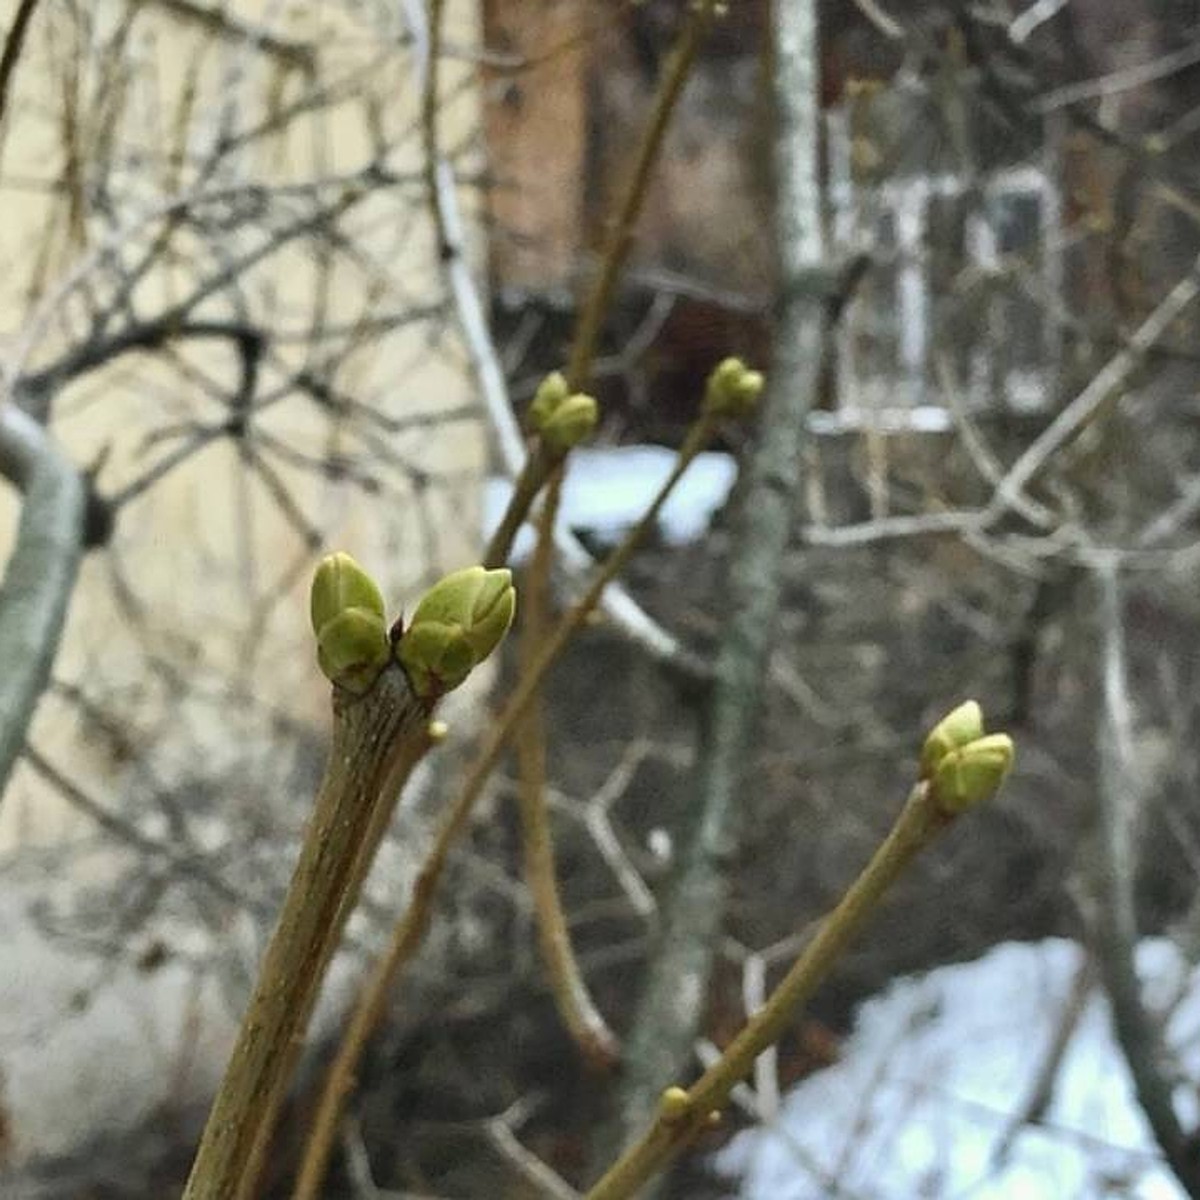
[1088,559,1200,1197]
[0,403,85,799]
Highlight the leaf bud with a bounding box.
[931,733,1015,814]
[528,370,570,430]
[538,391,598,453]
[396,566,516,700]
[919,700,984,780]
[311,551,386,635]
[310,553,391,692]
[704,356,764,417]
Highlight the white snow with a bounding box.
[484,445,738,561]
[719,939,1200,1200]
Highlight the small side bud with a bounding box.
[310,553,391,692]
[931,733,1014,814]
[704,356,764,418]
[538,392,598,453]
[658,1086,691,1124]
[397,566,516,700]
[427,719,450,743]
[528,370,570,430]
[919,700,984,780]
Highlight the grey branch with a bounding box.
[0,403,85,799]
[612,0,828,1164]
[1089,559,1200,1196]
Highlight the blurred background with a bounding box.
[4,1,1200,1197]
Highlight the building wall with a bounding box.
[0,0,486,1168]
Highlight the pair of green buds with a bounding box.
[310,553,516,701]
[528,372,599,454]
[919,701,1014,814]
[704,357,765,418]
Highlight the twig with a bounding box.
[21,743,261,914]
[584,779,974,1200]
[516,470,621,1069]
[1086,560,1200,1197]
[181,666,434,1200]
[803,250,1200,555]
[485,1099,582,1200]
[0,0,42,133]
[564,0,721,388]
[0,403,85,799]
[503,0,722,1077]
[990,954,1094,1168]
[1033,39,1200,113]
[291,416,719,1200]
[985,254,1200,522]
[431,161,703,682]
[152,0,316,72]
[1008,0,1069,45]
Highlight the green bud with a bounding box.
[528,370,570,430]
[311,551,387,635]
[931,733,1014,814]
[919,700,984,780]
[315,607,391,692]
[310,554,391,692]
[397,566,516,699]
[539,392,598,453]
[658,1086,691,1124]
[704,356,764,417]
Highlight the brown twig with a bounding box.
[584,780,973,1200]
[181,665,433,1200]
[516,469,621,1070]
[0,0,43,133]
[291,416,717,1200]
[564,0,719,389]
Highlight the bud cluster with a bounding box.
[703,357,764,418]
[528,370,599,453]
[919,700,1014,814]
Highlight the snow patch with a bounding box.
[484,445,738,561]
[719,939,1200,1199]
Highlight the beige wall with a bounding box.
[0,0,485,849]
[0,0,486,1165]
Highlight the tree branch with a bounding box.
[182,664,434,1200]
[610,0,828,1159]
[0,403,85,799]
[1087,560,1200,1196]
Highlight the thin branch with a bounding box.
[516,470,620,1069]
[584,778,983,1200]
[994,254,1200,513]
[152,0,317,73]
[0,403,85,800]
[1087,560,1200,1197]
[564,0,721,389]
[291,414,721,1200]
[182,666,434,1200]
[486,1100,582,1200]
[22,743,262,915]
[990,954,1094,1169]
[500,0,723,1080]
[1033,39,1200,113]
[0,0,42,133]
[612,0,827,1157]
[432,140,708,684]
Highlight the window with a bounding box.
[825,79,1061,424]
